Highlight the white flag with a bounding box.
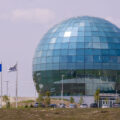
[8,64,17,72]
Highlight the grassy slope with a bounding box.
[0,108,120,120]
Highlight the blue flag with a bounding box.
[0,64,2,72]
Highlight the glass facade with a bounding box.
[33,16,120,96]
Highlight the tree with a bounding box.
[79,96,83,105]
[70,97,74,103]
[3,95,10,108]
[44,91,51,106]
[37,93,44,103]
[94,89,100,106]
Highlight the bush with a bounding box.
[6,102,10,108]
[70,97,74,103]
[25,105,28,108]
[30,104,33,108]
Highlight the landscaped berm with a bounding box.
[0,108,120,120]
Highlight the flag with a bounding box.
[8,64,17,72]
[0,64,2,72]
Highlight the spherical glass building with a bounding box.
[33,16,120,96]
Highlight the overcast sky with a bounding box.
[0,0,120,97]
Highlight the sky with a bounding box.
[0,0,120,97]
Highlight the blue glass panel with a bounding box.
[53,50,60,56]
[76,42,84,48]
[92,37,100,42]
[85,56,93,63]
[76,49,84,55]
[101,50,109,55]
[60,49,68,55]
[60,56,68,62]
[85,42,93,48]
[85,37,92,42]
[53,57,59,63]
[102,56,110,63]
[93,56,102,63]
[54,43,61,49]
[85,49,93,55]
[76,56,84,62]
[110,56,117,63]
[93,49,102,55]
[69,43,76,49]
[68,49,76,55]
[62,43,69,49]
[69,37,77,42]
[77,37,84,42]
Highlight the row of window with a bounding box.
[50,26,119,33]
[37,43,120,51]
[43,31,120,39]
[33,63,120,71]
[40,37,120,46]
[35,49,120,57]
[33,55,120,64]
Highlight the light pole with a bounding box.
[0,63,2,108]
[4,81,9,96]
[116,90,117,102]
[61,74,64,104]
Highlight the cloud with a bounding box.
[0,8,55,24]
[105,17,120,27]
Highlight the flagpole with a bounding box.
[0,62,2,108]
[16,62,18,108]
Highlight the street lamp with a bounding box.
[61,74,64,104]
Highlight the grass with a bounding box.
[0,108,120,120]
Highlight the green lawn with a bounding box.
[0,108,120,120]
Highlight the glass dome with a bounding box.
[33,16,120,96]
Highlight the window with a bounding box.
[93,43,101,49]
[76,42,84,48]
[77,37,84,42]
[50,38,56,43]
[54,43,61,49]
[62,38,69,42]
[47,57,52,63]
[49,44,54,49]
[84,32,92,36]
[47,51,53,56]
[102,56,110,63]
[68,49,76,55]
[93,56,102,63]
[69,43,76,49]
[53,57,59,63]
[53,50,60,56]
[85,37,92,42]
[85,56,93,63]
[100,43,108,49]
[79,22,85,26]
[85,49,93,55]
[60,56,68,62]
[76,56,84,62]
[92,37,100,42]
[76,49,84,55]
[64,31,71,37]
[78,32,84,36]
[60,49,68,55]
[62,43,69,49]
[69,37,77,42]
[85,43,92,48]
